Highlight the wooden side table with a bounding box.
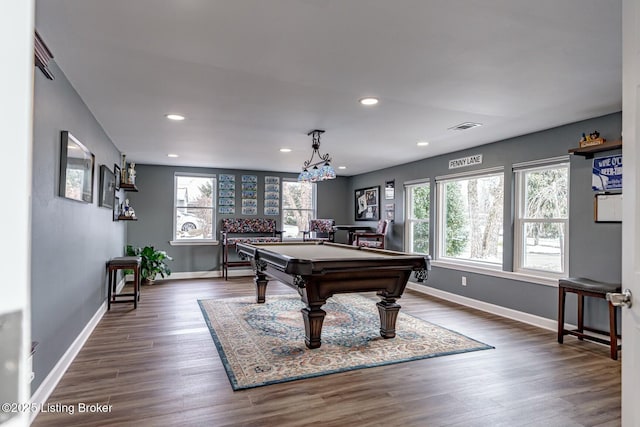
[557,277,621,360]
[106,256,142,309]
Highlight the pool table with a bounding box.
[236,241,431,349]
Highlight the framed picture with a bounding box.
[59,131,95,203]
[385,203,395,221]
[99,165,116,209]
[354,186,380,221]
[113,196,120,221]
[385,180,395,200]
[594,193,622,223]
[114,164,121,190]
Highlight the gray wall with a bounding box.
[125,166,350,273]
[348,112,622,329]
[31,62,126,392]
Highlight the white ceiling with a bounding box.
[35,0,622,176]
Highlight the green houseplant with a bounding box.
[126,245,173,284]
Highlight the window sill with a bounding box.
[430,260,559,287]
[169,240,219,246]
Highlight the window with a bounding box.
[405,180,430,254]
[281,180,316,239]
[514,162,569,276]
[436,169,504,267]
[173,173,216,241]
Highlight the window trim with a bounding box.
[281,178,317,241]
[435,165,504,182]
[512,155,570,171]
[435,167,505,269]
[404,179,430,254]
[429,259,560,287]
[513,161,570,278]
[170,172,217,245]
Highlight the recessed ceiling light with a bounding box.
[280,148,292,153]
[166,114,185,121]
[359,97,379,106]
[167,153,179,158]
[338,166,347,170]
[417,141,430,147]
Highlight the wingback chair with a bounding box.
[352,219,389,249]
[303,219,336,242]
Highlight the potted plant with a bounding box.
[126,245,173,284]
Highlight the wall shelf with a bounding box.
[119,183,138,192]
[568,140,622,158]
[117,216,138,221]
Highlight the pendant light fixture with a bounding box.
[298,130,336,182]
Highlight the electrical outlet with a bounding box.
[461,276,467,286]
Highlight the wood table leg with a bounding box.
[377,298,401,339]
[557,287,565,343]
[608,302,618,360]
[301,305,326,349]
[577,293,584,340]
[254,271,268,303]
[107,267,113,310]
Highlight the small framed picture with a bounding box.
[385,180,395,200]
[113,196,120,221]
[385,203,395,221]
[99,165,115,209]
[114,164,121,190]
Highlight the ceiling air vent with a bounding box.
[448,122,482,131]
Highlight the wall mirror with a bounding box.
[59,131,95,203]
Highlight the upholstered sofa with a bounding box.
[220,218,282,279]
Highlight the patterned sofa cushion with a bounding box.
[221,218,277,234]
[226,236,281,244]
[357,240,384,248]
[220,218,281,244]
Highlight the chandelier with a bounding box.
[297,130,336,182]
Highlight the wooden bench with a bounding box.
[220,218,282,279]
[557,277,621,360]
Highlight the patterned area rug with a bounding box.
[198,293,493,390]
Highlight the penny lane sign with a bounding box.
[448,154,483,169]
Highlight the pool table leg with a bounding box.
[377,298,401,339]
[254,271,268,303]
[301,306,326,349]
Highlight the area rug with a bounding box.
[198,293,493,390]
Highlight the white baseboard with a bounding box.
[219,268,254,278]
[166,270,222,280]
[406,283,624,348]
[129,269,254,282]
[30,300,107,423]
[115,276,126,294]
[407,282,567,332]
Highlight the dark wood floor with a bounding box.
[33,278,621,427]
